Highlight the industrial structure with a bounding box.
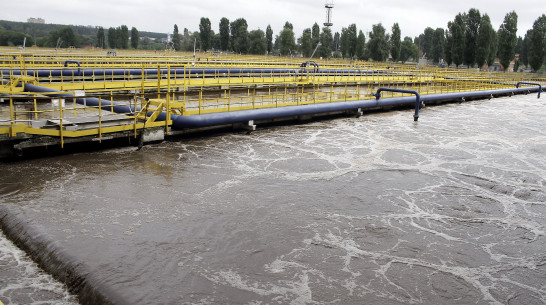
[324,2,334,27]
[0,47,544,157]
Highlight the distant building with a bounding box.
[488,55,518,72]
[489,58,503,72]
[27,17,45,24]
[418,54,427,67]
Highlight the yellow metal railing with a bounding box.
[1,47,545,147]
[0,91,177,147]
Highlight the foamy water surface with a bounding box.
[0,94,545,304]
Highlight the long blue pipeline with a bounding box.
[170,87,542,128]
[11,81,542,130]
[2,68,399,78]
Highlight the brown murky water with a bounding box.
[1,94,545,304]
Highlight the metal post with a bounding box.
[33,98,38,120]
[166,65,171,134]
[252,88,256,109]
[9,97,15,137]
[199,91,202,115]
[59,96,64,148]
[98,97,102,143]
[157,65,161,99]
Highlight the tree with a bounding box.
[96,27,105,48]
[318,27,333,58]
[431,28,445,63]
[332,31,340,52]
[391,23,401,62]
[515,36,523,56]
[199,17,212,51]
[41,30,61,48]
[497,11,518,71]
[514,37,523,71]
[475,14,494,68]
[450,14,466,67]
[219,18,230,51]
[367,23,389,61]
[528,14,546,71]
[230,18,249,53]
[356,30,366,60]
[414,35,422,48]
[279,22,296,56]
[299,28,313,57]
[340,27,349,57]
[521,29,532,66]
[130,27,139,49]
[487,30,497,66]
[107,27,117,48]
[0,28,33,46]
[464,8,481,66]
[181,28,193,51]
[172,24,181,51]
[212,33,221,50]
[120,25,129,49]
[339,24,357,58]
[312,22,320,47]
[445,30,453,65]
[347,24,358,58]
[266,25,273,54]
[400,36,418,63]
[186,31,200,52]
[421,27,435,58]
[248,29,266,54]
[57,26,76,47]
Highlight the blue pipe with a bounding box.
[20,83,134,115]
[169,87,543,129]
[300,61,319,69]
[6,80,543,130]
[63,60,80,68]
[516,82,542,98]
[2,68,393,78]
[374,88,421,121]
[63,60,81,75]
[168,98,408,128]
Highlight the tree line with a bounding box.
[170,11,544,71]
[0,19,164,49]
[166,17,418,63]
[168,17,410,62]
[0,10,544,71]
[96,26,139,49]
[416,10,545,71]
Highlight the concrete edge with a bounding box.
[0,204,125,305]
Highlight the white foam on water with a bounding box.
[1,94,545,304]
[190,96,545,303]
[0,231,77,305]
[204,269,314,305]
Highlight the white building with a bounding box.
[27,17,45,24]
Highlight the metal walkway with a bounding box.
[1,48,544,155]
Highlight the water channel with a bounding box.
[0,94,544,304]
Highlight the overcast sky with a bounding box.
[1,0,543,39]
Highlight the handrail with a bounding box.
[374,88,422,121]
[516,82,542,98]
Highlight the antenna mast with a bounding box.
[324,1,334,27]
